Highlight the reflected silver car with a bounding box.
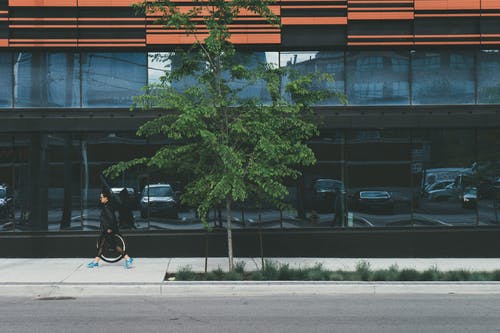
[140,184,178,218]
[423,180,453,197]
[428,183,456,201]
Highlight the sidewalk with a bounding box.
[1,258,500,297]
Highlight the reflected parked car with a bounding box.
[423,180,453,197]
[0,185,14,219]
[461,187,477,209]
[140,184,178,218]
[428,183,456,202]
[352,190,393,214]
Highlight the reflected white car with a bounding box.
[428,183,456,201]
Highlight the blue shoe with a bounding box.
[87,261,99,268]
[125,258,134,269]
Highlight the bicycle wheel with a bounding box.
[97,233,126,263]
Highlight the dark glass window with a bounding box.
[13,52,80,108]
[412,50,474,104]
[82,52,146,107]
[0,52,12,108]
[346,51,409,105]
[478,50,500,104]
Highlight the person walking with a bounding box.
[88,190,134,269]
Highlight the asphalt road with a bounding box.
[2,294,500,332]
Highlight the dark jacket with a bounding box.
[100,203,118,233]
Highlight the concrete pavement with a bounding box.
[1,258,500,297]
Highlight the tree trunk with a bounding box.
[226,196,234,271]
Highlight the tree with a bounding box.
[105,0,344,270]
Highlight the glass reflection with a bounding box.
[280,51,345,105]
[230,52,277,103]
[413,129,477,226]
[346,51,409,105]
[82,52,146,107]
[412,50,474,104]
[476,129,500,224]
[346,130,413,227]
[14,52,80,108]
[300,131,346,227]
[0,53,12,108]
[478,50,500,104]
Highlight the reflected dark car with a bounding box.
[461,187,477,209]
[312,178,345,213]
[0,185,14,219]
[140,184,178,218]
[353,190,393,214]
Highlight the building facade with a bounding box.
[0,0,499,234]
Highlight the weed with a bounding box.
[176,265,196,281]
[355,261,372,281]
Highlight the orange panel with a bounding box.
[414,0,447,10]
[415,13,480,17]
[348,42,414,46]
[281,17,347,25]
[414,0,480,10]
[9,38,78,42]
[349,7,413,11]
[77,43,146,46]
[447,0,480,9]
[482,0,500,10]
[350,1,412,3]
[349,35,414,38]
[147,34,204,44]
[415,41,480,45]
[230,33,280,44]
[9,43,79,46]
[12,18,77,21]
[348,12,413,20]
[78,38,145,42]
[0,39,8,47]
[9,0,76,6]
[10,24,78,27]
[78,0,139,6]
[415,34,480,38]
[147,32,279,45]
[78,18,144,21]
[78,25,142,28]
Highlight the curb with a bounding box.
[3,281,500,298]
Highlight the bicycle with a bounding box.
[96,233,127,263]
